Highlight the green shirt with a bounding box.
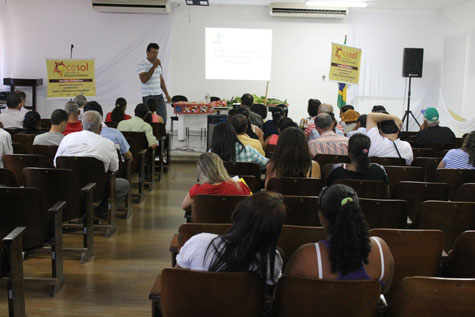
[117,117,157,147]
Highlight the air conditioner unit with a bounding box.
[270,3,348,18]
[92,0,170,14]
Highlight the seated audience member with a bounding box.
[177,191,285,286]
[83,101,132,160]
[54,111,130,219]
[309,103,345,140]
[74,95,87,121]
[325,134,389,194]
[309,113,348,157]
[15,90,28,115]
[303,98,320,138]
[105,97,132,123]
[33,109,68,146]
[146,98,164,123]
[265,117,297,146]
[63,101,83,135]
[233,107,264,145]
[0,92,24,128]
[367,112,413,165]
[438,131,475,169]
[415,107,455,147]
[0,126,13,168]
[339,105,354,118]
[229,114,265,156]
[371,105,387,113]
[262,107,283,141]
[240,93,263,128]
[210,122,268,170]
[181,152,251,210]
[346,114,367,138]
[285,184,394,293]
[117,103,158,149]
[265,127,320,187]
[341,109,360,135]
[20,111,42,135]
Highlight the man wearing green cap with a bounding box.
[415,107,455,147]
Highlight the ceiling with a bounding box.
[171,0,470,11]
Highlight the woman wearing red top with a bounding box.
[105,97,132,123]
[181,152,251,210]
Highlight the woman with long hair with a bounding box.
[285,184,394,293]
[210,122,268,170]
[438,131,475,169]
[21,111,42,134]
[106,97,131,123]
[146,98,164,123]
[181,152,251,210]
[177,191,286,285]
[265,127,320,187]
[265,117,297,146]
[325,134,389,193]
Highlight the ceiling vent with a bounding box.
[92,0,170,14]
[270,3,348,18]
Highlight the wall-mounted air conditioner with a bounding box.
[92,0,170,14]
[270,3,348,18]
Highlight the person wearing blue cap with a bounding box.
[415,107,455,147]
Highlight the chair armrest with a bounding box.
[169,234,178,252]
[149,274,162,300]
[49,201,67,215]
[81,182,97,193]
[2,227,26,242]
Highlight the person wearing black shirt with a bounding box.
[415,107,455,147]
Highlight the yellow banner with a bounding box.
[329,43,362,85]
[46,59,95,98]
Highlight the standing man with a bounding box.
[138,43,171,125]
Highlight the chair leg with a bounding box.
[51,211,65,296]
[4,228,26,317]
[105,177,118,239]
[81,194,95,263]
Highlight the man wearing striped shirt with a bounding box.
[308,113,348,158]
[137,43,171,124]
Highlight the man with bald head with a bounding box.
[55,111,130,219]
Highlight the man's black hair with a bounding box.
[147,43,159,52]
[50,109,68,125]
[371,105,387,113]
[84,101,103,117]
[357,114,367,128]
[241,93,254,107]
[340,105,354,113]
[6,92,21,109]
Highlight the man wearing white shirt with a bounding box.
[0,92,24,129]
[137,42,171,124]
[0,127,13,168]
[55,111,130,218]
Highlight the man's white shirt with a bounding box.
[0,128,13,168]
[54,130,118,172]
[367,127,413,165]
[0,108,24,129]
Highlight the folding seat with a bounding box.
[433,169,475,200]
[122,131,154,194]
[12,134,36,154]
[282,195,320,226]
[264,143,276,158]
[411,147,434,158]
[383,165,425,195]
[359,198,407,229]
[445,230,475,278]
[223,161,261,186]
[3,154,51,185]
[454,183,475,202]
[0,168,18,187]
[314,154,349,168]
[370,157,406,166]
[191,194,248,223]
[266,177,322,196]
[411,157,441,181]
[333,179,387,199]
[32,144,58,167]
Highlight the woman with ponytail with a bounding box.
[325,134,389,193]
[285,184,394,293]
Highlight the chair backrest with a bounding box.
[191,194,249,223]
[40,118,51,129]
[446,230,475,278]
[274,277,380,317]
[383,165,425,195]
[4,128,22,136]
[238,175,260,193]
[12,134,36,154]
[411,157,441,181]
[359,198,407,229]
[390,277,475,317]
[32,144,58,167]
[171,95,188,103]
[104,121,117,128]
[433,169,475,200]
[333,179,386,199]
[160,268,264,317]
[277,225,325,268]
[314,154,350,168]
[150,122,167,139]
[178,223,232,249]
[121,131,148,151]
[223,161,260,181]
[369,228,444,303]
[423,142,455,157]
[370,156,406,166]
[398,131,417,141]
[454,183,475,202]
[250,103,267,120]
[267,177,322,196]
[56,156,107,202]
[0,187,51,251]
[12,142,29,154]
[264,143,276,158]
[2,154,50,185]
[411,147,434,158]
[282,195,320,226]
[417,200,475,251]
[393,181,449,221]
[23,167,82,222]
[0,168,18,187]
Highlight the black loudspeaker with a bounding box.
[403,48,424,78]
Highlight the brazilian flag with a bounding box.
[337,82,347,109]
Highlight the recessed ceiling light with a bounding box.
[306,1,368,8]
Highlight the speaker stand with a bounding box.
[401,76,420,131]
